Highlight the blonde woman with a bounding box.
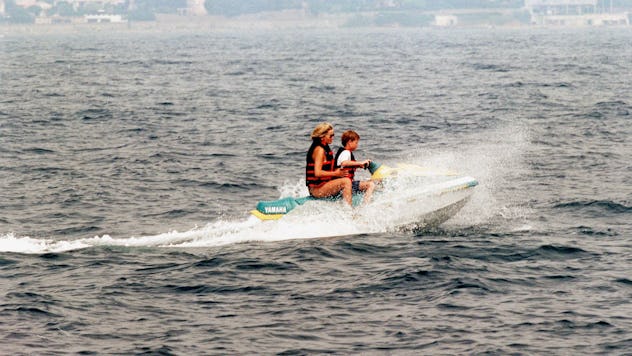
[305,122,352,205]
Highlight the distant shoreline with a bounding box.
[1,11,630,35]
[3,13,346,35]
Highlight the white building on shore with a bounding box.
[7,0,128,12]
[85,13,125,23]
[177,0,207,16]
[434,15,458,27]
[525,0,629,26]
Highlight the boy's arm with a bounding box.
[338,151,371,169]
[342,160,371,169]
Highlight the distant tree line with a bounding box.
[128,0,188,21]
[203,0,632,16]
[203,0,530,17]
[0,0,187,23]
[2,0,40,23]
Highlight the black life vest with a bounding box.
[306,140,335,188]
[335,147,356,181]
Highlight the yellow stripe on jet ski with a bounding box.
[439,178,479,195]
[251,209,284,221]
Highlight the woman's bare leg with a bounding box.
[310,178,352,205]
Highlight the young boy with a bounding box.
[335,130,376,204]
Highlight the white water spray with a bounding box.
[0,125,530,254]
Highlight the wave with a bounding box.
[553,200,632,214]
[574,226,618,237]
[536,244,587,256]
[22,148,56,154]
[77,108,113,121]
[470,63,512,72]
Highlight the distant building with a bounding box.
[68,0,126,7]
[434,15,458,27]
[14,0,53,10]
[85,13,125,23]
[525,0,629,26]
[15,0,125,5]
[525,0,598,16]
[177,0,207,16]
[10,0,126,12]
[378,0,399,8]
[35,15,72,24]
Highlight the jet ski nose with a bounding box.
[367,161,382,174]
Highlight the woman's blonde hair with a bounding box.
[311,122,333,139]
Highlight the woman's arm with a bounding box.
[313,147,345,178]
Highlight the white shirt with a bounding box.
[336,149,352,167]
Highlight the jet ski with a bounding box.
[251,162,478,229]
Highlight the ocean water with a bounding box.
[1,27,631,354]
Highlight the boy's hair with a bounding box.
[341,130,360,147]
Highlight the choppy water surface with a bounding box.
[1,27,631,354]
